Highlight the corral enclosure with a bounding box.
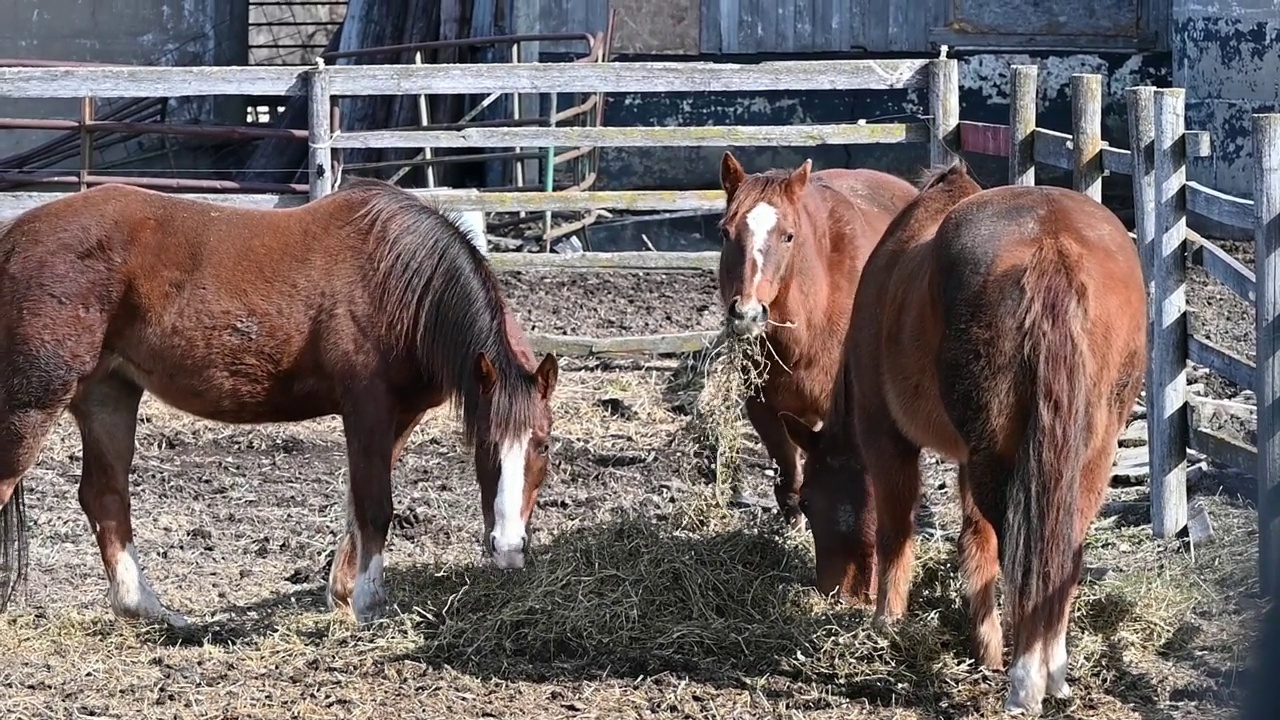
[0,53,1276,720]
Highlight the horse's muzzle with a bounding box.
[485,532,529,571]
[727,298,769,337]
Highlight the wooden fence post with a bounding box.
[1146,87,1190,539]
[308,60,333,201]
[1071,73,1103,201]
[1009,65,1038,186]
[929,58,959,168]
[1253,112,1280,597]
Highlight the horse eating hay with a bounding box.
[0,178,559,627]
[716,152,916,531]
[782,162,1147,714]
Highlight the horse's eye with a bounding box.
[783,232,795,244]
[719,227,731,243]
[536,441,550,456]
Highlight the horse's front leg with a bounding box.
[745,398,806,532]
[327,395,406,625]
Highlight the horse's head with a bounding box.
[780,412,878,602]
[472,350,560,571]
[717,152,813,338]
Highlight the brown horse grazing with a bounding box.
[716,152,916,531]
[0,178,559,627]
[782,162,1146,714]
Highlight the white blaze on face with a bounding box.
[491,429,532,570]
[741,202,778,309]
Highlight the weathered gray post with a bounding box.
[1071,73,1103,201]
[307,59,333,201]
[929,58,959,168]
[1253,113,1280,596]
[1147,87,1190,538]
[1009,65,1038,186]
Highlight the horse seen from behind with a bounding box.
[0,177,559,628]
[782,162,1147,714]
[716,151,916,533]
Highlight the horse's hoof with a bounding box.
[1047,680,1072,700]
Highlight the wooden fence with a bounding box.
[0,57,957,360]
[957,67,1278,596]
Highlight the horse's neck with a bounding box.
[501,307,536,371]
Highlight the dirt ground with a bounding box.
[0,241,1267,720]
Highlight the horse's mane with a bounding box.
[337,177,538,446]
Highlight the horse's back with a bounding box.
[813,168,918,219]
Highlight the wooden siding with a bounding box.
[517,0,1169,56]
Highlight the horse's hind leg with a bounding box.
[1044,431,1121,701]
[957,459,1005,670]
[745,398,805,532]
[72,375,187,626]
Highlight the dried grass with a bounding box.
[0,358,1263,719]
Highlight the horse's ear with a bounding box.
[786,159,812,195]
[475,352,499,395]
[534,353,559,399]
[720,151,746,198]
[779,411,822,454]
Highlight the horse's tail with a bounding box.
[1002,239,1091,657]
[0,482,29,613]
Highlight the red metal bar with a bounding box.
[959,120,1011,158]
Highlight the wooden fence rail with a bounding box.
[0,56,958,358]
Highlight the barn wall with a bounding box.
[0,0,246,165]
[520,0,1168,55]
[1173,0,1279,209]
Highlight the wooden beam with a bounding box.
[1188,335,1255,389]
[1188,181,1256,231]
[929,58,960,167]
[1253,112,1280,598]
[1008,65,1037,186]
[1188,427,1257,475]
[1071,73,1104,201]
[1187,229,1257,302]
[331,123,930,149]
[0,60,933,99]
[488,251,719,272]
[529,330,720,357]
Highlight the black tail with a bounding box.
[1002,243,1091,653]
[0,482,28,612]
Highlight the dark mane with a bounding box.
[914,159,975,191]
[337,177,537,446]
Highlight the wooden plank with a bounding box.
[0,191,306,219]
[1032,128,1073,171]
[0,189,730,216]
[488,250,719,272]
[1187,229,1257,302]
[529,330,720,357]
[0,65,308,98]
[1071,73,1104,202]
[422,189,726,212]
[1188,335,1255,389]
[1103,145,1132,175]
[1009,65,1037,185]
[1189,427,1257,475]
[0,60,933,99]
[1254,112,1280,598]
[327,59,932,94]
[1187,180,1255,231]
[331,122,931,149]
[1148,87,1191,539]
[929,59,959,167]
